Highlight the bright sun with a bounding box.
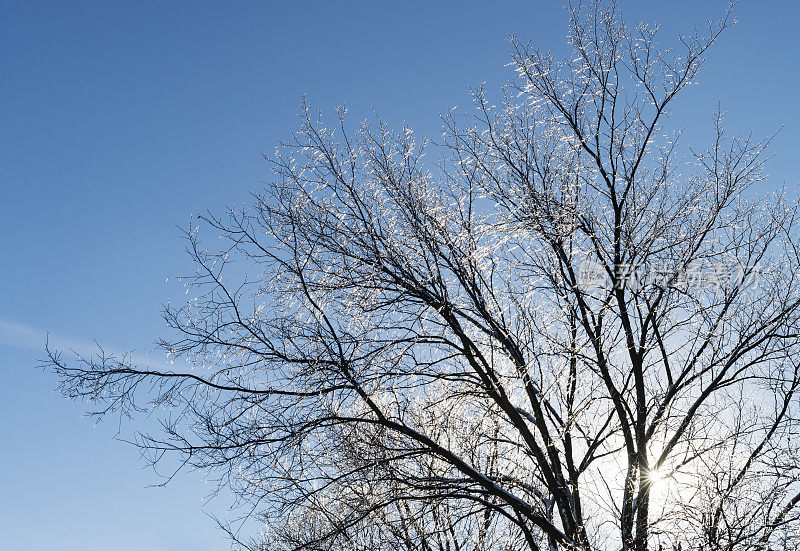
[646,466,672,507]
[647,466,666,486]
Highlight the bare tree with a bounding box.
[45,2,800,550]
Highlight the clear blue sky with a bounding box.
[1,1,798,549]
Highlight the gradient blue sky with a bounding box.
[2,1,799,549]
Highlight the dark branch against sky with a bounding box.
[2,2,800,550]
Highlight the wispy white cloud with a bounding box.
[0,317,186,371]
